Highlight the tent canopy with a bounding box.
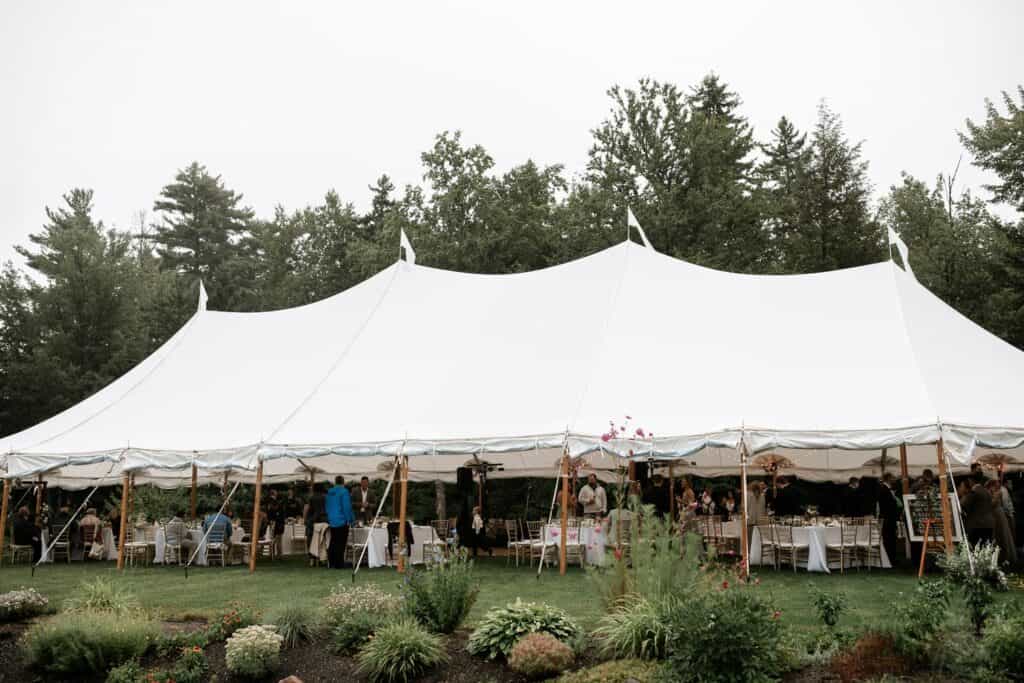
[5,240,1024,487]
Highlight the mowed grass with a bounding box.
[3,557,1022,631]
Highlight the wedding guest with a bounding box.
[203,507,233,546]
[267,490,286,557]
[772,477,802,517]
[304,483,326,557]
[722,491,737,521]
[679,478,696,511]
[747,481,767,526]
[353,476,376,524]
[578,474,608,518]
[878,474,902,562]
[13,506,41,562]
[987,480,1017,564]
[960,471,995,546]
[912,469,936,493]
[79,507,102,543]
[643,474,671,517]
[841,478,865,517]
[108,506,122,543]
[325,476,355,569]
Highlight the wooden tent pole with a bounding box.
[559,452,568,575]
[190,464,198,521]
[936,440,954,554]
[249,462,263,573]
[899,444,910,495]
[116,474,130,571]
[397,456,409,573]
[0,479,10,560]
[739,447,750,577]
[126,473,135,523]
[34,475,43,519]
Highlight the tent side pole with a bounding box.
[936,439,954,554]
[559,452,568,576]
[249,462,263,573]
[0,480,9,561]
[739,447,750,578]
[116,474,130,571]
[397,456,409,573]
[190,464,198,521]
[127,473,135,522]
[899,444,910,495]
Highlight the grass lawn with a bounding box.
[3,557,1022,632]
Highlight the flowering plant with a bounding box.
[508,632,574,679]
[225,624,283,678]
[323,584,400,626]
[0,587,48,622]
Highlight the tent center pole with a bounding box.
[397,455,409,573]
[739,444,750,577]
[0,480,9,562]
[559,452,568,576]
[116,474,131,571]
[899,444,910,495]
[936,439,954,554]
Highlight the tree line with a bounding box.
[2,76,1023,438]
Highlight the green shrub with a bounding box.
[983,611,1024,678]
[555,658,663,683]
[0,587,49,622]
[225,624,284,679]
[142,646,210,683]
[593,597,672,660]
[23,613,158,675]
[663,585,785,683]
[939,541,1009,591]
[356,618,448,683]
[508,632,574,680]
[809,585,846,629]
[468,599,582,660]
[210,601,261,640]
[63,577,138,614]
[105,658,143,683]
[323,584,401,627]
[402,548,479,634]
[330,611,384,654]
[884,580,950,661]
[272,603,321,647]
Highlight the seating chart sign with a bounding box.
[902,493,964,542]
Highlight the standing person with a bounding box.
[912,469,936,493]
[841,478,863,517]
[266,490,286,558]
[961,471,995,546]
[325,476,355,569]
[987,480,1017,564]
[773,478,802,517]
[747,481,767,526]
[304,482,327,565]
[13,506,42,562]
[878,474,902,564]
[578,474,607,519]
[353,476,376,525]
[108,506,122,546]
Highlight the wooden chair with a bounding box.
[858,518,884,570]
[528,520,556,567]
[756,523,779,569]
[124,526,150,567]
[48,524,71,563]
[504,519,528,566]
[563,521,587,568]
[7,540,33,565]
[163,523,184,566]
[825,520,860,573]
[774,525,809,571]
[422,523,448,564]
[346,527,369,567]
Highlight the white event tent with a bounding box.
[4,237,1024,488]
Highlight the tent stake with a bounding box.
[397,455,409,573]
[0,480,9,565]
[249,462,264,573]
[116,474,130,571]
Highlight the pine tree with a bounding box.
[153,162,254,309]
[759,117,810,268]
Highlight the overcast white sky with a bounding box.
[1,0,1021,265]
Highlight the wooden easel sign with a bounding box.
[901,493,965,543]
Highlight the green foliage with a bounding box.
[330,611,384,655]
[507,632,575,680]
[555,658,663,683]
[323,584,400,627]
[939,542,1005,635]
[271,602,322,647]
[105,658,143,683]
[207,601,262,640]
[982,610,1024,679]
[63,577,139,614]
[809,585,846,629]
[468,599,582,661]
[23,613,159,675]
[142,646,210,683]
[402,548,479,634]
[593,597,673,660]
[224,624,283,679]
[0,587,49,622]
[663,585,785,683]
[884,580,951,661]
[356,618,448,683]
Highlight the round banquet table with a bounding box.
[543,523,606,566]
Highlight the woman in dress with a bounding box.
[987,479,1017,565]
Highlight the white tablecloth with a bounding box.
[185,525,247,566]
[349,527,388,568]
[409,525,436,565]
[749,524,891,572]
[543,524,606,566]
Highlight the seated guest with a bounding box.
[79,507,102,545]
[203,508,233,545]
[13,506,41,562]
[52,501,79,554]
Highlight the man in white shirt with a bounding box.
[354,476,376,524]
[578,474,607,518]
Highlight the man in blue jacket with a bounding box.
[325,475,355,568]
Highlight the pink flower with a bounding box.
[625,415,632,420]
[772,610,782,620]
[601,433,612,442]
[635,428,645,438]
[722,580,729,590]
[613,548,623,560]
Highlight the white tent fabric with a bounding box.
[5,240,1024,485]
